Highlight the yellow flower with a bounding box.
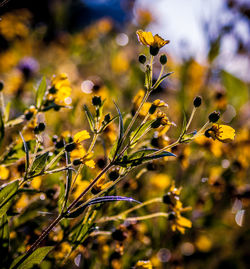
[0,166,9,180]
[207,124,235,143]
[50,73,72,106]
[73,130,90,143]
[170,213,192,234]
[136,30,169,48]
[135,260,153,269]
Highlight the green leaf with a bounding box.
[0,214,9,251]
[4,101,11,123]
[35,77,47,109]
[0,180,19,218]
[29,152,49,176]
[116,149,176,167]
[129,119,155,147]
[221,70,249,110]
[69,220,94,250]
[19,132,29,175]
[66,196,140,219]
[2,140,36,165]
[10,246,53,269]
[152,72,173,90]
[83,104,95,132]
[109,102,124,160]
[0,110,4,147]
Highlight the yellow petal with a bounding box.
[177,216,192,228]
[136,30,154,46]
[217,125,235,142]
[73,130,90,143]
[0,166,9,180]
[153,34,170,48]
[85,159,95,168]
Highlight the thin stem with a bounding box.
[67,162,114,212]
[98,197,162,223]
[123,90,150,142]
[195,121,211,137]
[45,149,65,170]
[12,214,63,269]
[185,107,196,131]
[152,65,164,89]
[125,212,169,222]
[146,140,179,158]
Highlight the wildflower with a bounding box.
[136,30,169,49]
[163,182,192,234]
[49,73,72,106]
[149,99,168,114]
[73,130,90,144]
[135,260,153,269]
[206,124,235,143]
[67,130,95,168]
[169,211,192,234]
[0,166,9,180]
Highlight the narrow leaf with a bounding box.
[10,246,53,269]
[83,105,95,132]
[66,196,140,219]
[29,152,49,175]
[19,132,29,175]
[0,180,19,218]
[152,72,173,90]
[35,76,47,109]
[116,149,176,167]
[130,119,155,147]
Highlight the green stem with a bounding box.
[98,197,162,223]
[185,107,196,131]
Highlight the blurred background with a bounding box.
[0,0,250,268]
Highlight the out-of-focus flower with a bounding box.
[48,73,72,106]
[111,51,129,74]
[136,30,169,49]
[18,57,39,80]
[169,212,192,234]
[0,9,31,41]
[135,260,153,269]
[163,182,192,234]
[206,124,235,143]
[195,235,212,252]
[0,166,9,180]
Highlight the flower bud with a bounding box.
[160,54,167,65]
[0,81,4,91]
[73,159,82,166]
[193,96,202,107]
[65,142,77,152]
[38,122,46,132]
[138,54,146,64]
[150,46,159,56]
[209,111,220,123]
[92,96,102,106]
[109,170,119,181]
